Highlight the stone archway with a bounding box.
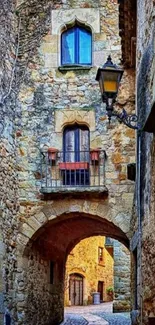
[15,198,131,325]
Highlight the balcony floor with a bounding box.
[40,186,108,200]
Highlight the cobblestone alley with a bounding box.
[61,303,131,325]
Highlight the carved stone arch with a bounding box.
[59,16,94,36]
[52,8,100,36]
[69,269,86,279]
[16,198,131,258]
[55,109,95,133]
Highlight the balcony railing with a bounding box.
[40,149,106,194]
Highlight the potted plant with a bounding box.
[59,161,89,170]
[90,148,101,164]
[48,147,58,163]
[106,286,114,301]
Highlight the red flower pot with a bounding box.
[90,149,100,163]
[59,162,89,170]
[48,148,58,162]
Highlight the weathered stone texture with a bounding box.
[113,240,131,312]
[24,247,64,325]
[0,1,20,322]
[130,0,155,324]
[1,0,136,324]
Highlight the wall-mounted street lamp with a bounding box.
[96,55,139,130]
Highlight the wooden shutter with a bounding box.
[64,128,75,162]
[80,128,89,161]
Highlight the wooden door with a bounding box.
[98,281,104,302]
[69,274,83,306]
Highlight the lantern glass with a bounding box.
[102,69,123,97]
[96,56,124,101]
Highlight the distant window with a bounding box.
[61,25,92,65]
[98,247,103,263]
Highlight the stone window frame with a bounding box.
[60,20,93,67]
[58,18,95,71]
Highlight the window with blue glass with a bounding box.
[61,25,92,65]
[62,124,90,186]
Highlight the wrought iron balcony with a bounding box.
[40,149,107,197]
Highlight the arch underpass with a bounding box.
[16,199,131,325]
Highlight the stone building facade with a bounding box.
[0,0,136,324]
[65,236,131,311]
[65,236,114,306]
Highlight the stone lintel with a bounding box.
[55,109,95,132]
[40,186,108,200]
[51,9,100,35]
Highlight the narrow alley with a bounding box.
[61,303,131,325]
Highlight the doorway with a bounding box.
[69,273,83,305]
[98,281,104,302]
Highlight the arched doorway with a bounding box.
[16,200,132,325]
[69,273,83,306]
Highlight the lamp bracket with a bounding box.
[111,108,140,130]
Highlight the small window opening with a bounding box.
[98,247,103,263]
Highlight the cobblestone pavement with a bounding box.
[92,311,131,325]
[61,303,131,325]
[61,303,111,324]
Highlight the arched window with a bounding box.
[63,124,89,162]
[61,25,92,65]
[62,124,90,186]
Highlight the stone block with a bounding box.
[94,51,109,67]
[21,223,34,239]
[27,216,43,232]
[40,40,58,54]
[44,54,58,68]
[16,234,29,246]
[94,41,107,51]
[36,212,48,225]
[94,33,107,41]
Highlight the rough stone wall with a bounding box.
[131,0,155,324]
[24,246,64,325]
[0,1,20,323]
[113,240,131,312]
[9,0,136,323]
[65,236,114,305]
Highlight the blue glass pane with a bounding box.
[61,28,75,64]
[79,28,92,64]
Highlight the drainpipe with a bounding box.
[137,129,142,325]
